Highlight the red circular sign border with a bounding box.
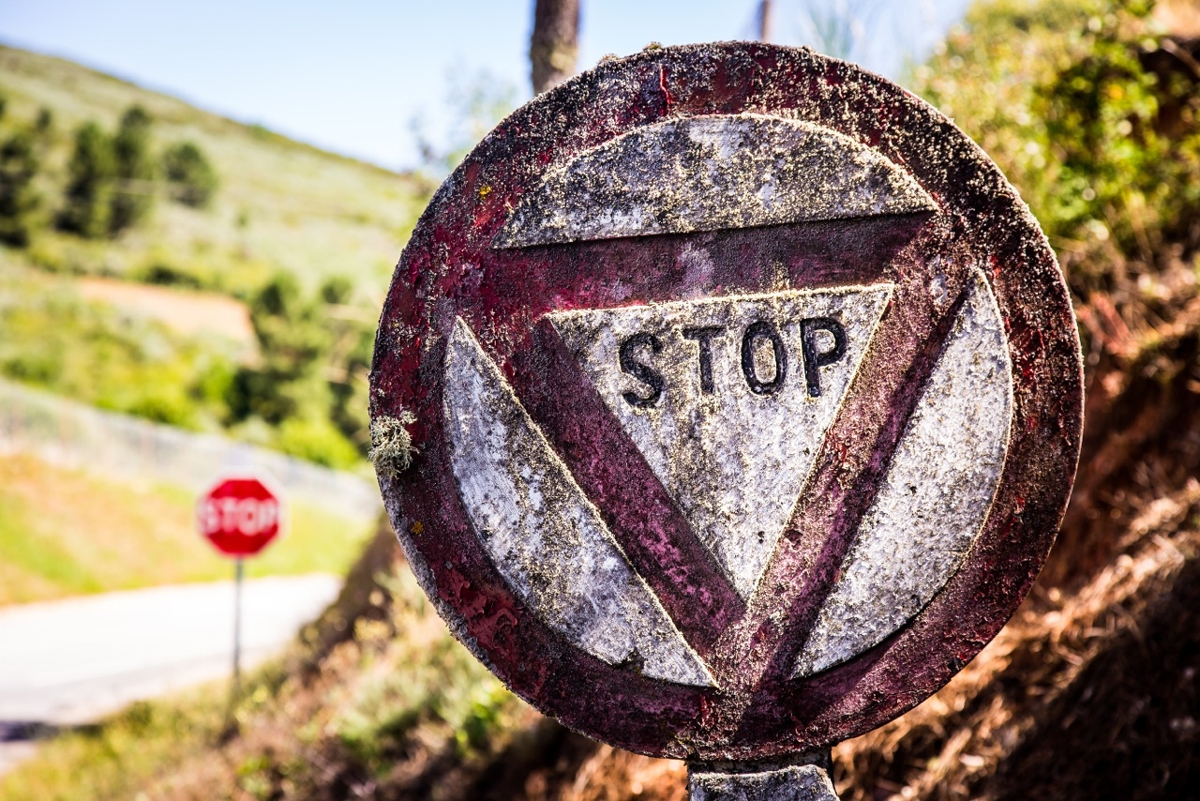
[370,43,1083,761]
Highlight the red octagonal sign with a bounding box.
[198,475,282,558]
[370,43,1083,761]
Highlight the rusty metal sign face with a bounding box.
[370,43,1083,761]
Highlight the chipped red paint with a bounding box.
[512,318,744,658]
[370,43,1082,761]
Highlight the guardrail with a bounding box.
[0,379,380,522]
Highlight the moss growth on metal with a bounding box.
[368,411,417,478]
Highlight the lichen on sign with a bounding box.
[370,42,1083,761]
[495,115,937,248]
[549,285,892,600]
[443,318,714,687]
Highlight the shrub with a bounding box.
[911,0,1200,287]
[56,121,114,238]
[162,141,217,208]
[108,105,155,236]
[275,416,362,469]
[35,107,52,134]
[0,130,40,247]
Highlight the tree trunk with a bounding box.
[530,0,580,95]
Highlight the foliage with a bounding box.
[226,272,372,468]
[108,104,155,235]
[55,120,114,238]
[0,269,231,429]
[162,140,217,208]
[0,129,40,246]
[910,0,1200,291]
[51,105,211,240]
[0,258,368,469]
[0,44,430,467]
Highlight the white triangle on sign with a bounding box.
[549,285,892,600]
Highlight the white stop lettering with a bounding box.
[201,497,278,536]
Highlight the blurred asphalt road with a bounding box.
[0,574,341,774]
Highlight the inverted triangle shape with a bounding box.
[549,284,892,600]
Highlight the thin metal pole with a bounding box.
[233,558,243,690]
[759,0,773,42]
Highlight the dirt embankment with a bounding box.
[77,277,256,350]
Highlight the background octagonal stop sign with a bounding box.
[198,475,281,558]
[370,43,1083,761]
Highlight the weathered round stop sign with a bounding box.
[371,43,1082,761]
[197,475,282,558]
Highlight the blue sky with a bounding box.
[0,1,972,171]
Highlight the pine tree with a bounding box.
[108,105,154,236]
[162,141,217,208]
[57,121,114,238]
[0,130,40,247]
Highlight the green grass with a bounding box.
[0,252,242,431]
[0,568,523,801]
[0,43,427,302]
[0,691,229,801]
[0,452,374,606]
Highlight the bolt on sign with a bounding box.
[370,42,1083,773]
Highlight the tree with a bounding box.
[56,121,114,238]
[0,130,40,247]
[319,275,374,452]
[35,107,52,134]
[108,105,155,236]
[530,0,579,94]
[224,273,362,467]
[162,141,217,208]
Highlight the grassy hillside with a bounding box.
[0,43,431,464]
[0,452,375,606]
[7,1,1200,798]
[0,44,413,608]
[0,43,426,302]
[0,252,244,432]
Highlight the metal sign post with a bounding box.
[197,473,283,700]
[233,557,244,692]
[369,43,1082,795]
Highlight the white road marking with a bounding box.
[794,271,1013,676]
[443,319,714,687]
[551,286,891,599]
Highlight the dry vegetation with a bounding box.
[4,0,1200,798]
